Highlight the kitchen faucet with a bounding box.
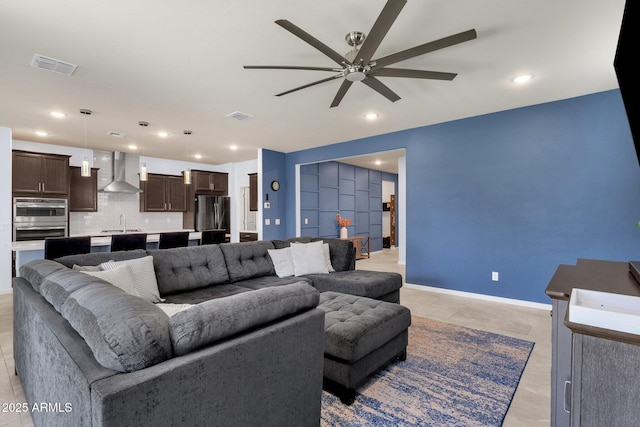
[118,214,127,233]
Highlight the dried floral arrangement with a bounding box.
[336,213,352,227]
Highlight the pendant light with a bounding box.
[138,121,149,182]
[79,109,92,177]
[183,130,192,185]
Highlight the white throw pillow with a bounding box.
[155,303,193,317]
[267,247,295,278]
[323,243,335,273]
[290,241,329,276]
[100,256,162,303]
[82,265,139,296]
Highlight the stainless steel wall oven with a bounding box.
[13,197,68,241]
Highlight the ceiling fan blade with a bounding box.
[355,0,407,65]
[372,29,477,69]
[276,19,350,66]
[244,65,341,72]
[276,74,343,97]
[330,80,354,108]
[362,76,401,103]
[373,68,457,80]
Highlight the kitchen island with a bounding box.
[9,230,204,275]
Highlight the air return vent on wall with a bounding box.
[31,54,78,76]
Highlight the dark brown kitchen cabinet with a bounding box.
[191,170,228,195]
[249,173,258,211]
[12,150,70,196]
[69,166,98,212]
[139,173,187,212]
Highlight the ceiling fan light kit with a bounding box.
[244,0,477,107]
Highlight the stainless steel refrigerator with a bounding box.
[195,195,230,233]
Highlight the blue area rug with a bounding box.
[321,316,534,426]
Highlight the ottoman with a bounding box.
[318,291,412,404]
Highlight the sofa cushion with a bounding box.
[169,282,320,356]
[60,282,172,372]
[19,259,69,292]
[161,284,253,304]
[219,241,276,282]
[54,249,148,268]
[148,245,230,296]
[100,256,162,303]
[271,236,313,249]
[40,269,106,313]
[304,270,403,300]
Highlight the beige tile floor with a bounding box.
[0,248,551,426]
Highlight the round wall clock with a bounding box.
[270,180,280,191]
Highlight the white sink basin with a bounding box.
[569,288,640,335]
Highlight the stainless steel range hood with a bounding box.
[99,151,142,193]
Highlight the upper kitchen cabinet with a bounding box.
[69,166,98,212]
[192,170,228,195]
[12,150,70,196]
[140,173,187,212]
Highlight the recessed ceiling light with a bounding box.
[375,160,382,166]
[35,131,48,137]
[512,74,534,84]
[49,111,66,118]
[128,144,138,150]
[158,131,169,138]
[229,144,238,151]
[365,112,379,120]
[194,154,202,159]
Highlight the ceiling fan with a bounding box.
[244,0,477,108]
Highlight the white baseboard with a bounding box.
[404,283,551,310]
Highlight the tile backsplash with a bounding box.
[69,150,185,235]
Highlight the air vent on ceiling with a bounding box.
[106,131,127,138]
[31,54,78,76]
[225,111,254,121]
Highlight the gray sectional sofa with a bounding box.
[13,237,403,426]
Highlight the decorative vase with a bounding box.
[340,226,348,239]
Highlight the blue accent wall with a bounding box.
[280,90,640,303]
[299,161,395,251]
[261,149,287,240]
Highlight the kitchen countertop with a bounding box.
[8,229,200,251]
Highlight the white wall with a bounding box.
[1,128,13,293]
[227,158,258,241]
[398,156,406,265]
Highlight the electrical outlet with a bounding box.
[265,218,270,225]
[275,218,280,225]
[264,202,270,209]
[304,218,309,225]
[492,271,499,282]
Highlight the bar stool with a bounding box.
[200,229,226,245]
[44,236,91,260]
[158,231,190,249]
[110,233,147,252]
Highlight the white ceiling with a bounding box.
[0,1,626,174]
